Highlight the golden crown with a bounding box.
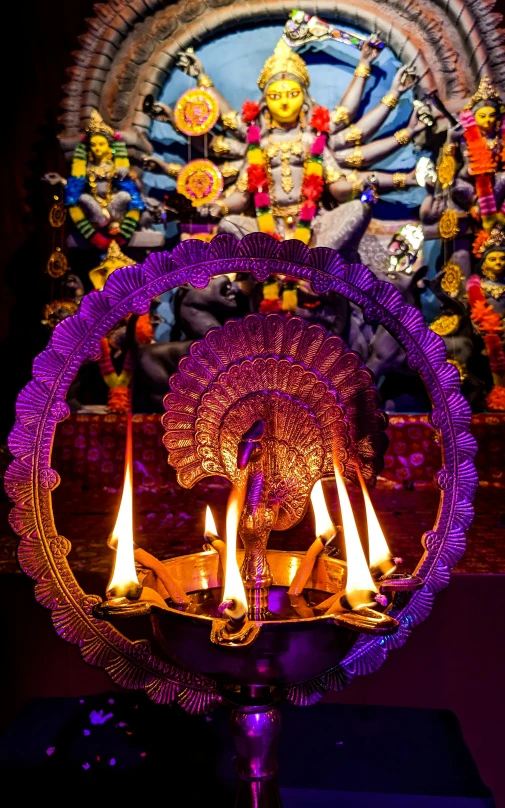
[465,75,503,110]
[478,226,505,256]
[258,39,310,91]
[86,109,115,139]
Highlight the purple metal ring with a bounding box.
[5,233,477,709]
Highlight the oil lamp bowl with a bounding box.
[142,548,382,688]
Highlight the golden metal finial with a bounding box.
[257,38,310,90]
[86,109,115,139]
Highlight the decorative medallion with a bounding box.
[440,262,463,297]
[429,313,460,336]
[46,248,68,277]
[49,202,67,228]
[439,209,459,240]
[176,159,224,207]
[174,87,220,136]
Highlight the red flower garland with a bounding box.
[301,174,325,201]
[310,105,330,134]
[241,100,261,123]
[247,164,269,193]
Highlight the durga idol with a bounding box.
[193,37,425,256]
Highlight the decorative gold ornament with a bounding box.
[89,240,133,290]
[344,170,361,199]
[440,262,463,297]
[86,109,114,139]
[221,110,239,130]
[394,128,412,146]
[176,159,224,207]
[46,248,68,278]
[197,73,214,88]
[49,202,66,228]
[354,63,371,78]
[381,93,399,109]
[346,146,364,169]
[332,105,350,126]
[211,135,231,156]
[88,163,114,208]
[41,299,78,328]
[464,75,503,110]
[439,208,460,239]
[345,125,363,144]
[479,226,505,255]
[174,87,220,136]
[447,358,467,382]
[236,172,249,193]
[221,162,240,178]
[429,313,461,336]
[165,163,183,178]
[324,165,343,184]
[215,199,230,218]
[438,144,457,188]
[393,172,407,190]
[258,39,310,90]
[265,131,304,194]
[481,279,505,298]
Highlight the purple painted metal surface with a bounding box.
[4,233,478,710]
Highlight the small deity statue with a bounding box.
[63,110,146,250]
[433,76,505,247]
[467,227,505,409]
[145,23,426,257]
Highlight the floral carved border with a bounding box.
[5,234,478,709]
[60,0,505,139]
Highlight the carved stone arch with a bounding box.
[60,0,505,144]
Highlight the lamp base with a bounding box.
[231,688,282,808]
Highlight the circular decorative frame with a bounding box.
[6,233,477,712]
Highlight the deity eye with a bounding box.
[268,93,281,100]
[288,91,301,98]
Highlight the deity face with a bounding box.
[474,105,498,135]
[265,79,304,125]
[89,134,112,161]
[482,249,505,279]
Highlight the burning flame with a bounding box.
[334,463,377,596]
[356,466,391,568]
[311,479,335,542]
[107,415,139,597]
[204,505,218,539]
[222,487,247,620]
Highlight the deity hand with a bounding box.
[391,64,419,95]
[176,48,204,80]
[407,105,427,136]
[114,166,130,181]
[144,99,174,125]
[143,154,163,172]
[197,201,228,219]
[360,34,383,65]
[108,221,121,236]
[43,171,66,186]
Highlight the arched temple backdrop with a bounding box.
[3,0,505,433]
